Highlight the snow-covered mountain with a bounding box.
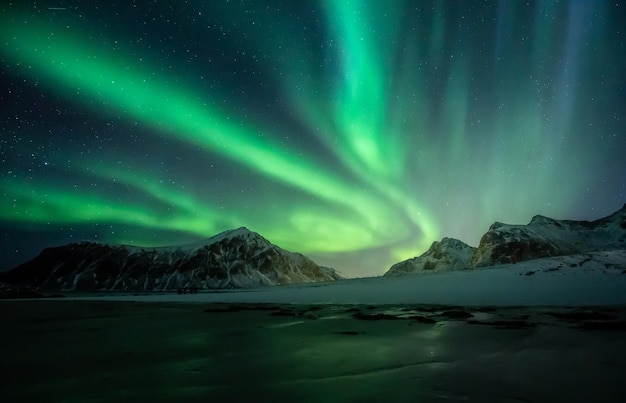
[385,237,475,276]
[386,204,626,276]
[472,204,626,267]
[0,227,342,291]
[56,250,626,306]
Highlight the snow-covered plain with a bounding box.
[4,251,626,402]
[62,250,626,306]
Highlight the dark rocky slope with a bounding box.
[386,204,626,275]
[0,227,342,291]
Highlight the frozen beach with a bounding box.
[3,254,626,402]
[2,300,626,402]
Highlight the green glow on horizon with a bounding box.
[0,11,438,261]
[1,1,616,276]
[0,179,171,229]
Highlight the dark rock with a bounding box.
[0,282,45,299]
[302,311,319,320]
[386,237,475,276]
[475,306,498,312]
[545,267,560,272]
[441,310,473,319]
[407,315,437,324]
[413,306,443,313]
[0,228,343,291]
[548,310,618,322]
[576,321,626,331]
[387,205,626,276]
[472,205,626,268]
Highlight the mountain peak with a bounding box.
[215,226,255,237]
[387,204,626,276]
[385,236,475,276]
[440,237,471,248]
[611,203,626,218]
[0,227,342,291]
[529,215,560,226]
[203,226,264,245]
[472,205,626,267]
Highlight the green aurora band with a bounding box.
[0,8,437,263]
[1,1,623,276]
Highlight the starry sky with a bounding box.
[1,1,625,277]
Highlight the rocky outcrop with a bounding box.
[386,204,626,275]
[0,227,343,291]
[385,238,475,276]
[471,204,626,267]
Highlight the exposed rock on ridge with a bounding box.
[472,204,626,267]
[386,238,475,276]
[0,227,343,291]
[386,204,626,276]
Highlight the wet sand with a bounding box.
[2,300,626,402]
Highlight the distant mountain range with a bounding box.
[3,205,625,294]
[386,204,626,276]
[0,227,342,291]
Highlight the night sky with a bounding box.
[1,1,625,277]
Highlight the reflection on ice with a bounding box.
[2,300,626,402]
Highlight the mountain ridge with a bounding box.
[386,204,626,276]
[386,237,476,276]
[0,227,343,291]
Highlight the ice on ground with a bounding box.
[56,250,626,306]
[3,300,626,402]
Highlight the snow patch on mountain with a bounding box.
[472,204,626,267]
[0,227,343,291]
[64,250,626,307]
[386,237,475,276]
[387,204,626,276]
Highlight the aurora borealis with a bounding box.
[1,1,625,277]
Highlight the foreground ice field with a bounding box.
[64,251,626,306]
[2,300,626,402]
[3,252,626,402]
